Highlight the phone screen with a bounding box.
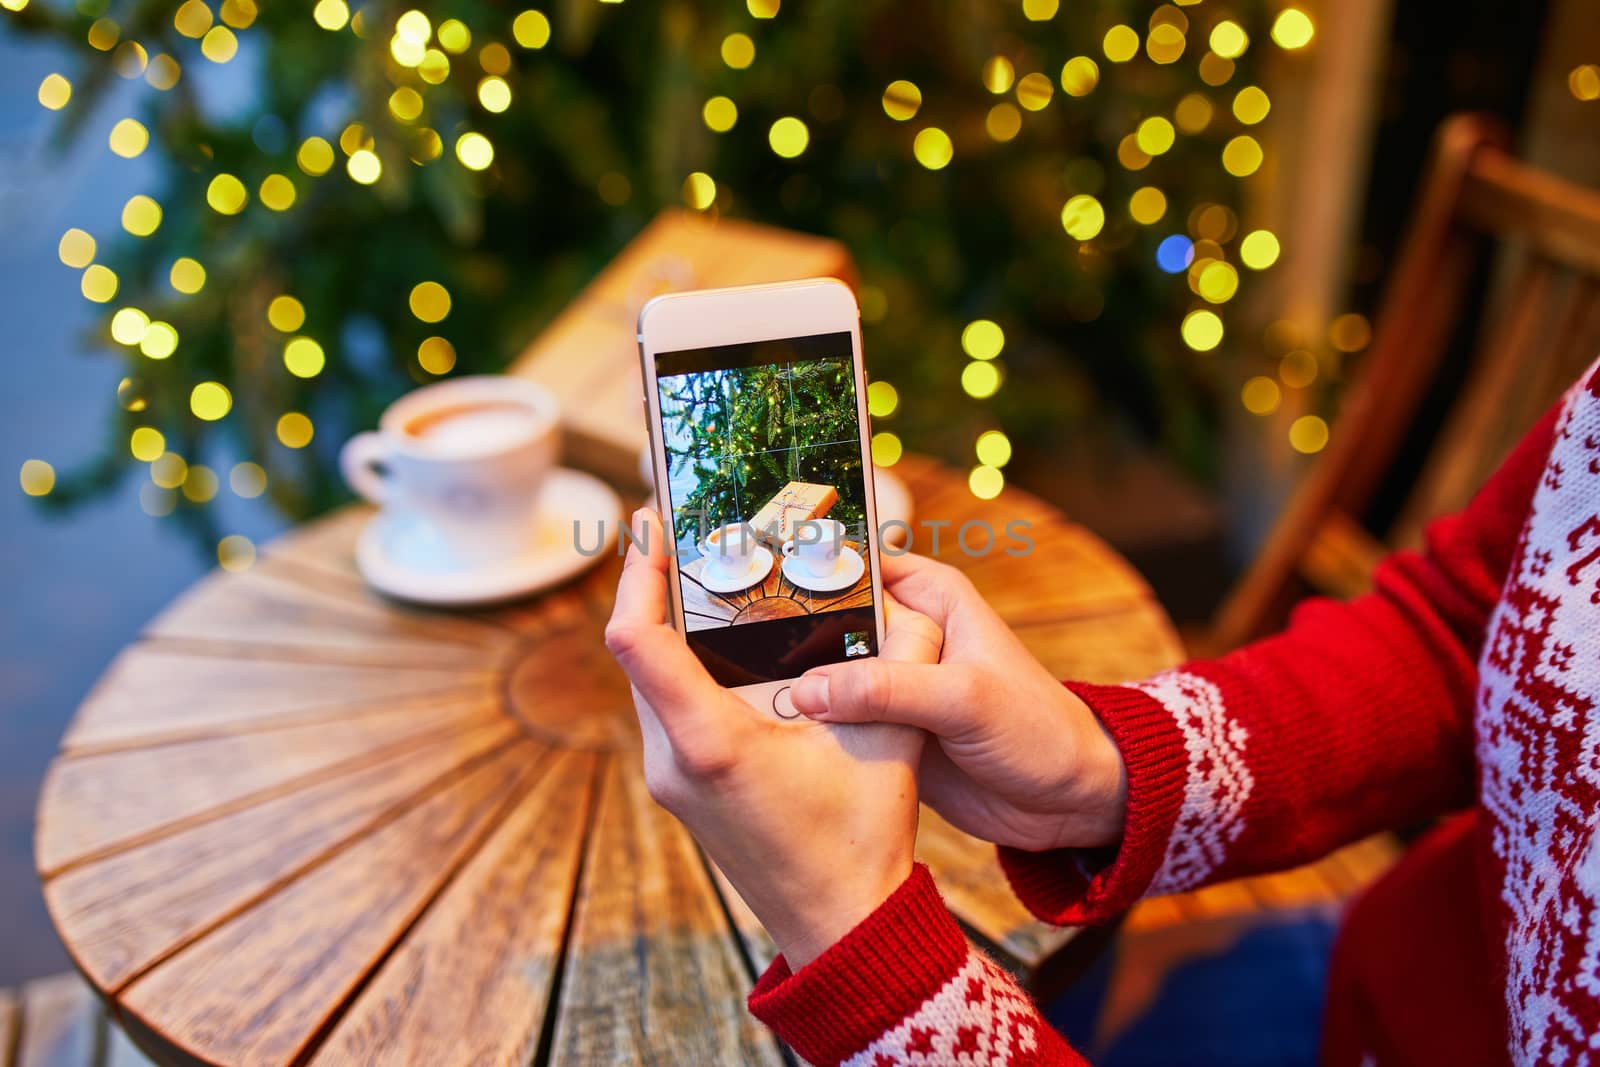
[654,330,879,687]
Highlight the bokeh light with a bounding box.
[1329,312,1372,352]
[982,57,1015,95]
[1196,261,1239,303]
[962,320,1005,360]
[1240,230,1281,269]
[513,10,550,49]
[1103,25,1139,63]
[913,127,953,169]
[961,361,1002,398]
[140,321,178,359]
[130,426,165,461]
[201,26,238,63]
[121,195,162,236]
[38,73,72,110]
[1241,376,1281,415]
[871,432,902,467]
[297,137,335,176]
[1157,235,1194,273]
[975,429,1012,467]
[20,459,56,497]
[206,173,247,214]
[230,462,267,498]
[1060,194,1105,240]
[1209,20,1249,58]
[1222,135,1263,176]
[1016,72,1053,110]
[1060,56,1099,96]
[259,174,296,211]
[268,295,305,332]
[218,535,256,571]
[455,132,494,170]
[170,257,206,294]
[1233,86,1270,124]
[1571,65,1600,102]
[703,96,738,132]
[968,465,1004,500]
[418,336,456,374]
[683,172,716,210]
[276,412,314,448]
[478,76,512,113]
[1289,415,1329,454]
[109,118,149,157]
[409,281,451,322]
[312,0,348,31]
[1271,8,1315,50]
[190,381,232,421]
[347,148,382,184]
[284,336,326,377]
[986,104,1022,142]
[81,265,118,303]
[110,307,149,345]
[1181,309,1224,351]
[867,380,899,417]
[721,33,755,70]
[1136,116,1175,155]
[882,80,922,121]
[58,228,95,268]
[1129,186,1167,224]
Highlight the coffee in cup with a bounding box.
[340,376,560,569]
[783,518,847,578]
[701,521,757,578]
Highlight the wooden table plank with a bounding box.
[63,645,496,754]
[120,743,539,1067]
[37,696,499,875]
[550,754,784,1066]
[312,750,599,1067]
[1015,606,1188,685]
[146,568,516,668]
[0,988,17,1067]
[16,973,100,1067]
[46,719,521,991]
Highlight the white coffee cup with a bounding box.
[783,518,847,578]
[700,521,757,578]
[339,376,560,569]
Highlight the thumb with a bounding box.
[792,660,981,737]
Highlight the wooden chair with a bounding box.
[1,971,157,1067]
[1210,113,1600,652]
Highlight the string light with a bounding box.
[1016,73,1053,111]
[748,0,780,16]
[1289,415,1329,454]
[150,453,188,489]
[201,26,238,63]
[224,1,258,34]
[962,320,1004,360]
[117,376,147,411]
[389,87,424,121]
[1145,23,1185,64]
[1060,56,1098,96]
[721,33,755,69]
[1271,9,1315,50]
[968,465,1004,499]
[961,361,1001,399]
[438,18,470,52]
[191,381,232,420]
[182,465,219,503]
[478,76,512,112]
[1135,116,1175,155]
[297,137,335,176]
[1175,92,1212,132]
[913,127,952,169]
[975,429,1012,467]
[867,380,899,418]
[1199,52,1234,85]
[347,148,382,183]
[141,321,178,359]
[682,172,716,211]
[1021,0,1057,19]
[112,41,148,79]
[312,0,348,31]
[81,265,119,303]
[1196,260,1238,303]
[130,427,165,461]
[1241,376,1281,415]
[87,18,120,51]
[455,132,494,170]
[276,412,314,447]
[1102,25,1138,63]
[882,81,921,121]
[703,96,738,132]
[1232,86,1270,124]
[871,432,902,467]
[230,462,267,498]
[268,295,305,331]
[1222,135,1263,176]
[218,535,256,571]
[259,174,296,211]
[1240,230,1280,269]
[1209,20,1248,58]
[982,57,1015,95]
[769,117,810,159]
[419,48,450,83]
[38,74,72,110]
[1570,66,1600,102]
[109,118,149,158]
[146,54,181,90]
[110,307,149,345]
[1329,312,1371,352]
[409,281,451,322]
[985,103,1022,142]
[283,336,326,377]
[206,173,247,214]
[58,229,95,269]
[1156,235,1194,273]
[1129,186,1167,224]
[418,337,456,374]
[174,0,212,38]
[1060,194,1105,240]
[1280,350,1318,387]
[170,257,206,294]
[1181,309,1223,351]
[20,460,56,497]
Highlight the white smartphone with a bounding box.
[636,278,887,718]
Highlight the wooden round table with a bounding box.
[35,455,1181,1067]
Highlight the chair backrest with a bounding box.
[1208,113,1600,652]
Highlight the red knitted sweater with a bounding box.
[748,358,1600,1067]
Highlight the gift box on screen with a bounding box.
[510,210,857,488]
[749,481,840,547]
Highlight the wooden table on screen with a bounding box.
[34,454,1182,1067]
[679,540,872,631]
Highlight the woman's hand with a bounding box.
[605,509,942,968]
[790,551,1128,853]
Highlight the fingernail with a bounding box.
[792,674,828,716]
[630,508,648,545]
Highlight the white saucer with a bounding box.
[355,467,622,607]
[782,547,866,593]
[698,546,774,594]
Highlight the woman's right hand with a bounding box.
[791,551,1129,853]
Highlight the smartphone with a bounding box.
[637,278,886,718]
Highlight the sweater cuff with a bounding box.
[747,863,969,1067]
[999,679,1187,925]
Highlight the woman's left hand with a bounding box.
[605,508,942,967]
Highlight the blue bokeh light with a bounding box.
[1156,235,1194,274]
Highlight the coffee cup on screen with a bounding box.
[339,376,560,569]
[700,522,757,578]
[783,518,847,578]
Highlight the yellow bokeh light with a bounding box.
[1060,56,1099,96]
[389,86,423,121]
[748,0,780,16]
[206,173,247,214]
[259,173,296,211]
[1209,20,1248,58]
[1240,229,1280,269]
[1022,0,1058,19]
[121,195,162,237]
[1280,349,1318,388]
[769,117,810,159]
[986,103,1022,142]
[1060,194,1105,240]
[1103,25,1139,63]
[703,95,738,132]
[419,48,450,83]
[682,171,716,211]
[1271,8,1315,50]
[882,80,922,121]
[437,17,470,52]
[982,57,1015,95]
[409,281,451,323]
[1329,312,1372,352]
[87,18,120,51]
[975,429,1012,468]
[297,137,335,176]
[1016,72,1054,111]
[913,127,953,170]
[146,54,182,90]
[1241,375,1281,415]
[1568,65,1600,102]
[151,453,187,490]
[58,229,96,269]
[1129,186,1167,224]
[201,26,238,63]
[962,319,1005,360]
[396,9,431,44]
[341,123,372,154]
[721,32,755,70]
[480,43,512,74]
[1233,85,1270,124]
[456,132,494,170]
[170,257,206,294]
[1136,116,1176,155]
[221,0,255,29]
[478,76,512,112]
[230,462,266,498]
[1146,23,1186,64]
[411,128,444,163]
[284,337,325,378]
[182,464,219,503]
[118,376,146,411]
[112,41,148,79]
[191,381,232,421]
[968,464,1004,500]
[1175,92,1213,132]
[348,148,382,184]
[867,380,899,417]
[19,459,56,497]
[962,361,1002,399]
[871,432,903,468]
[1181,309,1224,351]
[38,73,72,110]
[109,118,149,158]
[268,295,305,332]
[130,426,165,461]
[1197,260,1239,303]
[1222,135,1263,176]
[312,0,348,31]
[174,0,212,38]
[218,535,256,572]
[276,412,314,448]
[141,321,178,359]
[1289,415,1329,454]
[418,336,456,374]
[110,307,149,345]
[513,10,550,49]
[1199,52,1235,86]
[390,34,425,66]
[81,265,118,303]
